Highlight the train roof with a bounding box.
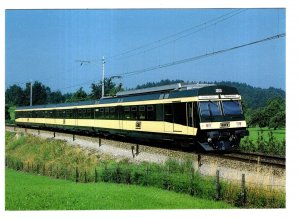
[16,83,239,110]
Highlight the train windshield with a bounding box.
[199,101,222,117]
[222,100,243,115]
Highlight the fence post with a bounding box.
[198,154,202,168]
[73,134,75,141]
[99,137,101,147]
[75,167,79,183]
[43,164,46,176]
[65,167,67,180]
[190,168,195,196]
[131,146,135,158]
[136,144,139,156]
[38,129,40,135]
[240,174,246,207]
[94,168,97,183]
[215,170,221,200]
[53,131,56,138]
[56,165,59,179]
[50,164,53,177]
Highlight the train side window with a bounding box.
[105,107,109,119]
[95,108,100,119]
[156,104,163,121]
[86,109,91,119]
[131,106,137,120]
[124,107,130,120]
[100,108,104,118]
[147,105,155,120]
[77,109,81,119]
[164,104,173,123]
[110,107,115,119]
[173,103,187,125]
[138,106,145,120]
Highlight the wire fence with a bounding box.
[5,156,285,208]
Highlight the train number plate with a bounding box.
[220,122,230,128]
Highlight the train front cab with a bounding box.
[195,95,249,152]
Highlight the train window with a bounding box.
[222,101,242,115]
[86,109,91,119]
[147,105,155,120]
[164,104,173,122]
[105,107,109,119]
[124,107,130,120]
[138,106,145,120]
[156,104,164,121]
[95,108,101,119]
[200,101,222,117]
[173,103,187,125]
[110,107,115,119]
[131,106,137,120]
[78,109,82,119]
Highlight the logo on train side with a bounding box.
[136,121,141,129]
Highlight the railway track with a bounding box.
[204,151,286,169]
[5,124,286,169]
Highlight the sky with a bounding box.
[5,9,286,93]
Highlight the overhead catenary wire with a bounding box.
[107,9,248,63]
[89,9,246,63]
[110,33,286,78]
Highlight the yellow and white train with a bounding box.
[15,83,249,151]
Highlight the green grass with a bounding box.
[246,127,285,141]
[5,169,234,210]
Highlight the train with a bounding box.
[15,83,249,151]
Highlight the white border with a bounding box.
[1,1,298,218]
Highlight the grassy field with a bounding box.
[240,127,285,155]
[5,169,234,210]
[246,127,285,141]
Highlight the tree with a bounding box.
[248,97,285,129]
[47,90,65,104]
[90,78,124,99]
[67,87,88,102]
[5,84,24,106]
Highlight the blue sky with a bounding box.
[5,9,286,93]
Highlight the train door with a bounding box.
[187,102,194,135]
[74,108,78,126]
[164,104,174,132]
[117,106,123,130]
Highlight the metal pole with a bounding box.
[102,56,105,98]
[30,81,33,106]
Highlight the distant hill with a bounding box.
[134,80,285,109]
[216,81,285,109]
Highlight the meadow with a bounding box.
[5,169,234,210]
[240,127,286,156]
[5,131,285,209]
